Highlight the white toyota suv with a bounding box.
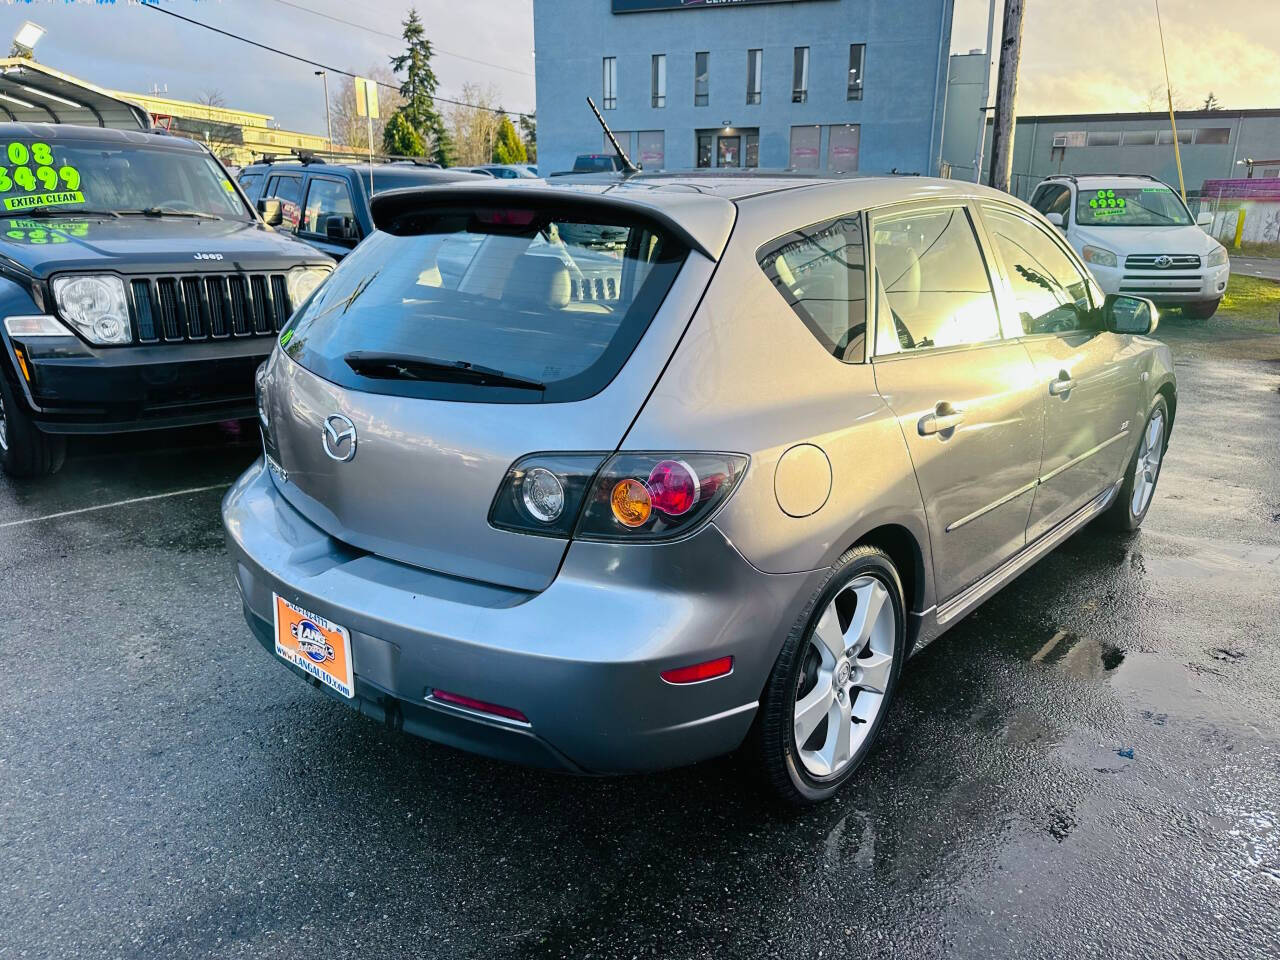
[1030,174,1230,319]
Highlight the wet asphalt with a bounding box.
[2,311,1279,960]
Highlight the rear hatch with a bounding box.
[261,184,732,591]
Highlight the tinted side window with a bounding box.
[871,207,1000,352]
[984,207,1093,335]
[237,173,262,197]
[757,213,867,362]
[302,177,358,239]
[266,175,302,205]
[1031,185,1070,219]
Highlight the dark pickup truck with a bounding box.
[0,123,333,477]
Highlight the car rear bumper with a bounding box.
[1089,261,1230,302]
[6,333,270,433]
[222,461,822,774]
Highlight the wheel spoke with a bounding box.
[855,650,893,694]
[845,579,888,655]
[794,673,835,746]
[812,604,846,662]
[820,694,852,772]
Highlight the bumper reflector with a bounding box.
[661,656,734,685]
[430,688,529,724]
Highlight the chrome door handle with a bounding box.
[918,403,966,437]
[1049,373,1074,397]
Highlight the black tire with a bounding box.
[753,544,907,805]
[1103,394,1169,532]
[1182,299,1220,320]
[0,369,66,478]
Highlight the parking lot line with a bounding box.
[0,483,231,529]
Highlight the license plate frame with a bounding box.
[272,594,355,699]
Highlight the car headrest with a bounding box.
[503,254,572,309]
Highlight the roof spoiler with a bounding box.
[369,184,725,261]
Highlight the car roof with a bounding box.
[0,121,205,152]
[369,172,1025,261]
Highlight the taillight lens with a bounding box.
[489,452,748,542]
[575,452,748,542]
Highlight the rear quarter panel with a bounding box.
[622,187,934,609]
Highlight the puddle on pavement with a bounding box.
[1029,630,1126,679]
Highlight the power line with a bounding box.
[262,0,534,78]
[140,3,532,118]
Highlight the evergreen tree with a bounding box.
[383,112,426,157]
[518,111,537,162]
[385,8,453,165]
[492,115,528,164]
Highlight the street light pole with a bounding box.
[315,70,332,150]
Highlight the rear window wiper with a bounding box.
[118,207,222,220]
[344,352,546,391]
[15,207,121,219]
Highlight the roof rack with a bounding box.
[251,148,441,168]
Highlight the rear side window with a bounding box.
[284,205,688,404]
[871,207,1001,353]
[237,173,262,197]
[757,213,867,362]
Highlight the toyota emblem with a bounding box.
[322,414,357,462]
[1154,255,1173,269]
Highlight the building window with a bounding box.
[827,124,860,172]
[1196,127,1231,144]
[789,125,821,170]
[604,130,632,156]
[745,132,759,168]
[847,44,865,101]
[718,135,741,168]
[602,57,617,110]
[792,47,809,103]
[746,49,762,105]
[638,130,665,169]
[1086,131,1121,147]
[651,54,666,108]
[697,132,713,168]
[1123,130,1157,145]
[1158,129,1193,145]
[695,52,709,106]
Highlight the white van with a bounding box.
[1030,175,1230,319]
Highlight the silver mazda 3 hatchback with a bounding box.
[224,174,1175,802]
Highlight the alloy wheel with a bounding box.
[1131,410,1165,517]
[793,574,897,778]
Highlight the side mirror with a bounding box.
[257,198,283,227]
[1104,294,1159,336]
[1045,211,1065,228]
[1196,212,1214,228]
[325,215,357,243]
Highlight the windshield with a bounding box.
[1075,185,1193,227]
[0,137,249,219]
[284,206,687,403]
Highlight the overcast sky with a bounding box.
[10,0,1280,135]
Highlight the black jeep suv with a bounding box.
[0,123,333,477]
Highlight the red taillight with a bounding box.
[430,689,529,724]
[647,459,699,516]
[660,656,734,685]
[474,208,537,226]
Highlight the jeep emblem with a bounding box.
[193,252,224,261]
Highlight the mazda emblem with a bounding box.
[1154,255,1173,269]
[322,414,357,462]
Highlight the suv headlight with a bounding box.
[1206,244,1228,268]
[286,266,331,311]
[51,275,131,345]
[1081,245,1118,269]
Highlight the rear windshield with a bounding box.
[0,137,249,219]
[283,205,687,403]
[1074,185,1193,227]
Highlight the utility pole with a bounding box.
[987,0,1026,194]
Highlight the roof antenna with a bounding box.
[586,96,640,174]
